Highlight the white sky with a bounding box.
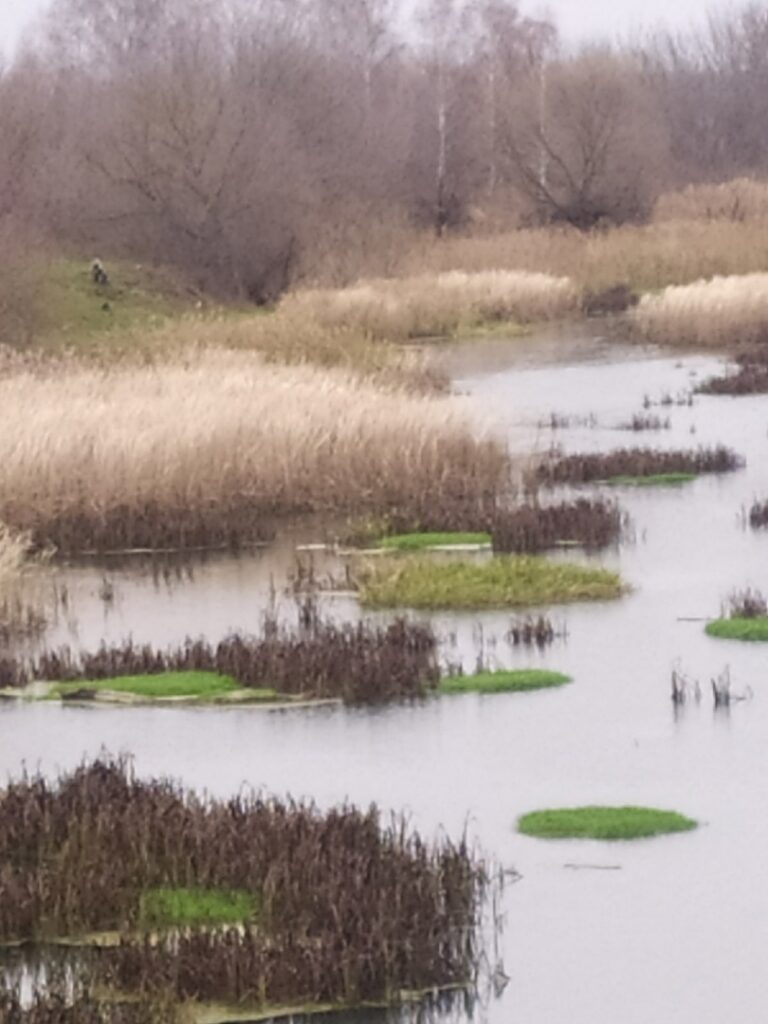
[0,0,738,58]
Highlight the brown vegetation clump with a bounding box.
[1,615,439,704]
[634,273,768,348]
[0,350,508,553]
[535,446,743,485]
[491,499,625,553]
[748,499,768,529]
[280,270,579,340]
[0,987,174,1024]
[0,758,487,1010]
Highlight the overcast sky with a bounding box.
[0,0,733,58]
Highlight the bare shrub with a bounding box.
[654,179,768,224]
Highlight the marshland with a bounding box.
[6,0,768,1022]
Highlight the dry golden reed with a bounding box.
[280,270,578,339]
[654,178,768,224]
[402,220,768,295]
[634,273,768,347]
[0,350,507,552]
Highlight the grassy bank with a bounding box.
[358,556,624,610]
[439,669,571,695]
[517,806,698,840]
[0,350,507,553]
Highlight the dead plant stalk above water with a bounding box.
[0,350,508,553]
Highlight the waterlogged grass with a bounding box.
[706,617,768,641]
[375,532,491,551]
[139,887,256,928]
[439,669,571,695]
[606,472,697,487]
[518,806,698,841]
[359,556,624,610]
[50,671,241,700]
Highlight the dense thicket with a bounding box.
[3,0,768,298]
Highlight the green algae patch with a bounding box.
[375,532,491,551]
[139,888,256,929]
[706,617,768,642]
[517,806,698,841]
[440,669,571,695]
[359,555,624,610]
[49,671,240,701]
[606,472,697,487]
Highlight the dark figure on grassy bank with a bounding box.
[90,258,109,286]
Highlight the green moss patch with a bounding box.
[439,669,571,694]
[139,887,256,928]
[50,671,240,700]
[606,473,697,487]
[375,532,491,551]
[706,617,768,642]
[359,556,624,610]
[517,806,698,841]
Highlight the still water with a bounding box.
[3,327,768,1023]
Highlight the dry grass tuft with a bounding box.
[281,270,578,340]
[0,350,508,553]
[634,273,768,347]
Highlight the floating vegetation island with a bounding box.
[517,806,698,841]
[706,588,768,642]
[440,669,571,695]
[0,758,489,1021]
[358,555,624,610]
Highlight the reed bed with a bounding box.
[0,350,508,553]
[491,499,625,553]
[0,758,487,1010]
[535,446,743,486]
[654,179,768,224]
[281,270,579,340]
[0,616,439,704]
[634,273,768,348]
[402,221,768,295]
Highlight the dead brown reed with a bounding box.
[0,350,508,553]
[535,446,743,486]
[1,614,439,704]
[0,523,47,645]
[617,414,670,431]
[506,616,564,647]
[0,758,487,1010]
[491,499,625,553]
[280,270,579,340]
[696,362,768,395]
[0,986,175,1024]
[748,499,768,529]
